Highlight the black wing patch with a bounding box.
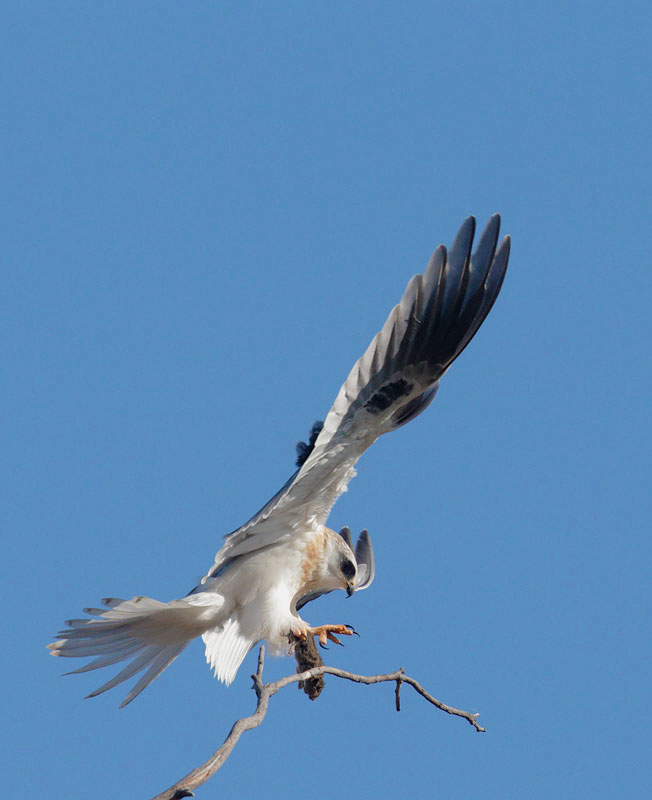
[364,378,414,414]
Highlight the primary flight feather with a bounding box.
[49,214,510,706]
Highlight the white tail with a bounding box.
[49,593,226,707]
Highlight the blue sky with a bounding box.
[3,2,651,798]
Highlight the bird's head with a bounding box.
[324,526,375,597]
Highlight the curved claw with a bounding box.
[344,624,360,637]
[318,642,329,650]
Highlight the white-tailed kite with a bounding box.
[49,215,510,707]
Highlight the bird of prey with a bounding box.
[49,215,510,707]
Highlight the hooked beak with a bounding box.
[346,582,354,598]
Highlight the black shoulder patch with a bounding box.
[364,378,413,414]
[295,420,324,468]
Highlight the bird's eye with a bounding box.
[340,559,356,580]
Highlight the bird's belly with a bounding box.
[218,531,316,649]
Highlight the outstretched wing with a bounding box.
[204,215,510,579]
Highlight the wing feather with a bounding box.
[203,216,510,579]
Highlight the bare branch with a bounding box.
[151,647,484,800]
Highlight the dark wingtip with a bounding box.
[490,235,511,280]
[354,529,375,591]
[452,217,477,254]
[339,526,354,550]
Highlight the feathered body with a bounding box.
[49,215,510,706]
[201,524,355,677]
[50,525,363,706]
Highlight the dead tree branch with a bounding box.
[151,645,484,800]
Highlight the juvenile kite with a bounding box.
[49,215,510,706]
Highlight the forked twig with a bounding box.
[151,646,484,800]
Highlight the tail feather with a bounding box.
[85,644,165,699]
[101,597,127,608]
[64,644,144,675]
[49,593,225,706]
[119,644,186,708]
[65,619,99,628]
[53,637,138,657]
